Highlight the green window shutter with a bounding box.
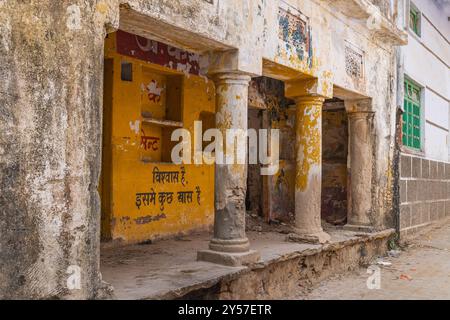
[402,80,421,150]
[402,100,408,146]
[409,6,421,36]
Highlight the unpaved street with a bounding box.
[294,221,450,300]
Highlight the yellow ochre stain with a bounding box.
[96,2,108,14]
[295,99,322,191]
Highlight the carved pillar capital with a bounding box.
[201,49,262,77]
[211,72,252,86]
[347,110,375,117]
[285,78,333,101]
[294,95,326,106]
[344,98,373,113]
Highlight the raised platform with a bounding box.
[101,227,395,300]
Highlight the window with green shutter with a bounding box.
[402,80,422,150]
[409,3,421,37]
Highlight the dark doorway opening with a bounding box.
[321,98,348,225]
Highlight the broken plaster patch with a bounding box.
[66,4,82,31]
[129,120,140,135]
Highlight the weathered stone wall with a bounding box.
[0,0,117,299]
[399,154,450,238]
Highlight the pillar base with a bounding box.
[343,224,375,233]
[208,237,250,253]
[197,249,260,267]
[286,231,331,244]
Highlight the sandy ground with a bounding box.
[291,221,450,300]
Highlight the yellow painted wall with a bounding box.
[102,33,215,243]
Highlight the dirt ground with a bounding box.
[291,221,450,300]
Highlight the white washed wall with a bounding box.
[402,0,450,161]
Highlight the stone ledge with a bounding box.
[101,228,395,300]
[195,229,396,299]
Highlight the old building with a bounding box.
[1,0,410,299]
[397,0,450,239]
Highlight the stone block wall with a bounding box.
[399,154,450,237]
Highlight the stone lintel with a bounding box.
[119,5,233,53]
[285,78,333,100]
[201,50,262,78]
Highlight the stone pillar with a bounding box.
[345,111,375,232]
[197,73,260,266]
[287,95,331,244]
[0,1,117,299]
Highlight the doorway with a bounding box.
[246,76,295,224]
[321,98,348,225]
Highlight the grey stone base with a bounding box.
[197,249,260,267]
[343,224,375,233]
[286,231,331,244]
[208,237,250,253]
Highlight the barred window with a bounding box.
[402,80,422,150]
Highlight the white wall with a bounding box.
[402,0,450,161]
